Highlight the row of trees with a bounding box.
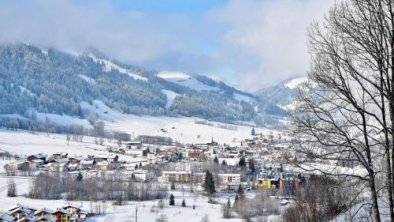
[28,172,168,203]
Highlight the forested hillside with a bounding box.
[0,44,285,128]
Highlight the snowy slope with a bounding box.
[161,90,180,109]
[256,76,308,112]
[89,55,147,81]
[157,71,220,92]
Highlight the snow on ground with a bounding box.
[157,71,220,92]
[0,130,141,162]
[89,55,147,81]
[19,86,36,97]
[34,112,93,129]
[106,116,268,145]
[0,168,247,222]
[80,100,271,145]
[161,90,180,109]
[157,71,191,81]
[78,74,97,85]
[234,93,255,103]
[80,100,123,122]
[333,198,390,221]
[284,77,308,89]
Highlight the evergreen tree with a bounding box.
[237,184,244,199]
[181,199,186,207]
[222,198,232,218]
[251,128,255,136]
[204,170,216,195]
[169,194,175,206]
[239,156,246,168]
[248,159,255,174]
[222,160,227,165]
[76,172,83,181]
[213,156,219,164]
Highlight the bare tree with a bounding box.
[7,178,16,197]
[293,0,394,221]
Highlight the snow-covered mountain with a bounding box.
[0,43,285,131]
[255,76,308,111]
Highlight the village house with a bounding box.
[218,173,241,190]
[61,205,88,221]
[27,153,47,163]
[52,209,73,222]
[185,148,205,161]
[8,205,36,221]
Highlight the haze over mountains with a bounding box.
[0,44,294,130]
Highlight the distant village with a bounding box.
[0,128,319,221]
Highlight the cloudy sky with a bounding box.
[0,0,334,91]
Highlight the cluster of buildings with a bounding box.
[4,130,305,194]
[0,204,89,222]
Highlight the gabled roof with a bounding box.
[36,215,56,222]
[52,209,71,215]
[16,215,37,222]
[34,208,53,215]
[0,213,16,222]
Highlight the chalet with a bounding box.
[35,215,56,222]
[27,153,47,162]
[15,215,37,222]
[52,209,71,222]
[61,205,88,221]
[8,205,36,221]
[34,208,53,218]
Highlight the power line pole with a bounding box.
[135,206,138,222]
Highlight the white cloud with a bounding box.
[211,0,335,90]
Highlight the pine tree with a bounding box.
[213,156,219,164]
[222,160,227,165]
[239,156,246,168]
[251,128,255,136]
[77,172,83,181]
[169,194,175,206]
[222,198,232,218]
[181,199,186,207]
[237,185,244,199]
[204,170,216,195]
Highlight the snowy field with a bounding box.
[0,166,253,222]
[81,99,273,146]
[0,130,144,162]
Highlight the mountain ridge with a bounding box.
[0,43,286,130]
